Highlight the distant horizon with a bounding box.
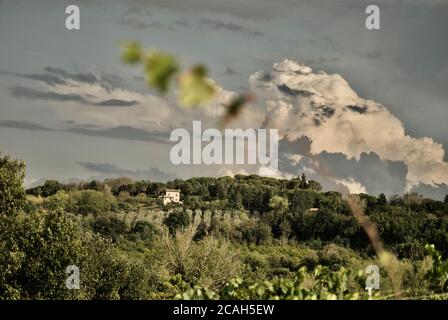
[22,169,448,202]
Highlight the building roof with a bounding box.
[164,189,181,192]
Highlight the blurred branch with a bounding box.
[121,41,251,125]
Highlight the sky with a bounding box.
[0,0,447,199]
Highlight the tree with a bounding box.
[91,213,129,241]
[158,226,242,292]
[40,180,64,197]
[300,173,308,189]
[131,220,157,242]
[242,221,272,245]
[0,209,87,299]
[146,182,165,196]
[308,180,322,192]
[69,190,117,216]
[403,192,423,207]
[133,180,149,196]
[378,193,388,205]
[88,180,102,191]
[269,195,289,212]
[164,210,191,235]
[0,154,26,215]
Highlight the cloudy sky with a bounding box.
[0,0,447,199]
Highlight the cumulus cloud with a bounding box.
[250,59,448,189]
[218,167,249,177]
[335,178,367,194]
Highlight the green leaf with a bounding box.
[121,41,142,64]
[144,52,179,94]
[178,65,216,107]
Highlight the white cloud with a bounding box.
[285,153,303,165]
[218,167,248,177]
[251,59,448,188]
[335,177,367,194]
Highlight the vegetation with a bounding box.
[1,153,448,299]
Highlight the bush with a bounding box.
[131,220,157,242]
[0,154,26,215]
[240,221,272,245]
[68,190,117,215]
[91,213,129,241]
[157,226,242,293]
[164,210,191,235]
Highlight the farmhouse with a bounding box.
[161,189,181,205]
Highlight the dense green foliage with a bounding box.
[1,154,448,299]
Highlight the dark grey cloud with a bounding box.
[0,120,54,131]
[319,105,336,118]
[277,138,352,195]
[93,99,138,107]
[119,14,154,29]
[126,0,287,20]
[119,13,189,31]
[10,86,89,104]
[79,161,176,182]
[2,66,133,106]
[363,50,382,61]
[66,126,170,144]
[223,67,240,76]
[1,66,124,91]
[200,18,264,37]
[346,105,368,114]
[302,57,341,65]
[316,152,408,196]
[124,0,447,24]
[259,72,273,82]
[278,137,408,196]
[0,120,169,144]
[410,183,448,201]
[44,67,96,84]
[0,71,66,86]
[9,86,137,107]
[277,84,314,97]
[44,66,123,91]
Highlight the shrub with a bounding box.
[68,190,118,215]
[164,210,191,235]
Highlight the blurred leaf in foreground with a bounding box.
[144,52,179,94]
[178,65,216,107]
[221,93,254,126]
[121,41,142,64]
[121,42,254,121]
